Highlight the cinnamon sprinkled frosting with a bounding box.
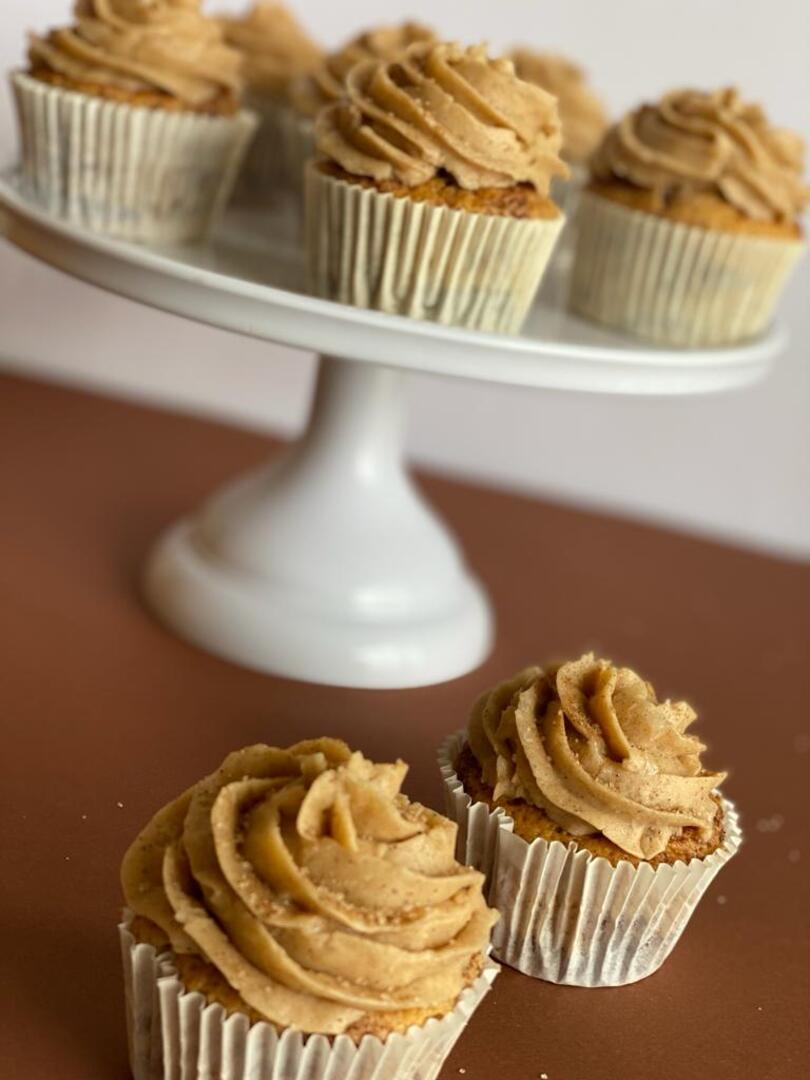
[289,22,436,119]
[468,655,726,859]
[592,87,810,223]
[315,42,568,193]
[121,740,496,1035]
[28,0,243,108]
[219,2,322,98]
[510,50,608,164]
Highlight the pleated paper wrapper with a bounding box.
[570,190,805,346]
[11,72,257,242]
[305,165,564,334]
[120,919,498,1080]
[439,731,742,987]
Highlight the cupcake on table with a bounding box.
[570,87,809,346]
[306,41,568,334]
[510,49,608,216]
[120,738,498,1080]
[439,653,742,985]
[13,0,256,242]
[219,3,323,204]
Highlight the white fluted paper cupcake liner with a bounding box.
[570,190,805,346]
[438,731,742,986]
[120,918,498,1080]
[11,71,257,242]
[305,164,565,333]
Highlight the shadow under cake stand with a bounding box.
[0,172,785,689]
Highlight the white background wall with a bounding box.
[2,1,809,557]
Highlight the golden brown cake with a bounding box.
[121,739,497,1043]
[317,160,559,220]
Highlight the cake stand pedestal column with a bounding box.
[144,355,493,688]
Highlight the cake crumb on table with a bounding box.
[756,814,784,833]
[717,895,727,905]
[788,849,801,863]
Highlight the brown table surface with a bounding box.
[2,371,808,1080]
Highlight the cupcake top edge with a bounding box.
[288,20,437,119]
[591,86,810,224]
[121,737,496,1036]
[509,48,608,166]
[219,2,323,99]
[314,41,569,195]
[467,653,728,861]
[27,0,244,109]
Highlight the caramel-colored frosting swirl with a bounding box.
[288,21,436,119]
[468,655,726,859]
[122,739,495,1035]
[316,42,568,193]
[28,0,243,108]
[510,50,608,165]
[592,87,809,223]
[220,2,322,98]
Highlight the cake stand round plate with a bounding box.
[0,172,785,687]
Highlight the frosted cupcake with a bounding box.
[439,654,742,985]
[306,42,568,333]
[570,87,809,345]
[121,738,498,1080]
[13,0,256,242]
[510,50,607,216]
[220,3,322,204]
[277,22,436,203]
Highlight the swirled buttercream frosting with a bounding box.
[468,655,726,859]
[220,3,322,98]
[315,42,568,193]
[591,87,809,223]
[28,0,243,108]
[288,22,436,119]
[510,50,607,164]
[121,739,496,1034]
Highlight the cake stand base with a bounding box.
[143,356,493,688]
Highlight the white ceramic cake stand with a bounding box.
[0,171,785,688]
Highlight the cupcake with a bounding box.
[278,21,436,205]
[439,654,742,986]
[120,738,498,1080]
[510,50,608,217]
[570,87,809,346]
[13,0,257,242]
[219,3,323,205]
[306,42,568,333]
